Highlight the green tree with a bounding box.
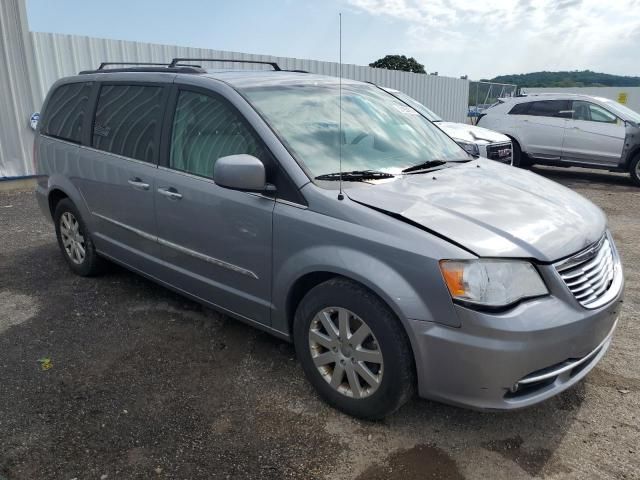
[490,70,640,88]
[369,55,426,74]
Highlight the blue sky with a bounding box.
[26,0,640,80]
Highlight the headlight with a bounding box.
[439,259,548,308]
[456,140,480,157]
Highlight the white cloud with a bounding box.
[347,0,640,78]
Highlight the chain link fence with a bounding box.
[468,81,518,124]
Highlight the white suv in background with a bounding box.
[478,94,640,186]
[382,88,513,164]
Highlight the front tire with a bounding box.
[293,278,415,419]
[511,138,529,168]
[54,198,104,276]
[630,154,640,187]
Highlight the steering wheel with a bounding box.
[350,132,370,145]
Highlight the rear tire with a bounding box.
[630,154,640,187]
[293,278,415,419]
[54,198,104,276]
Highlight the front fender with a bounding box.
[621,123,640,169]
[272,244,460,336]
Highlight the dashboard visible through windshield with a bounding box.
[242,82,468,180]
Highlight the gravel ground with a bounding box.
[1,167,639,480]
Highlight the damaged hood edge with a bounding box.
[345,161,606,262]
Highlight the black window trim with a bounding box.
[508,101,530,116]
[569,100,620,124]
[89,80,171,166]
[161,83,307,206]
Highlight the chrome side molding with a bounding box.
[92,212,258,279]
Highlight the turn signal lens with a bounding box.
[441,263,465,296]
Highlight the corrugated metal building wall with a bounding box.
[0,0,40,178]
[29,32,470,124]
[523,87,640,113]
[1,0,470,177]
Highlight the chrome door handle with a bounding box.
[157,187,183,200]
[128,178,150,190]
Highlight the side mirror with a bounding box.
[213,154,268,192]
[29,112,40,131]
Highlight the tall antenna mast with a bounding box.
[337,12,344,201]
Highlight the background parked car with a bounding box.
[477,94,640,186]
[382,87,513,164]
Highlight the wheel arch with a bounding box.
[623,145,640,170]
[286,271,338,334]
[285,271,415,336]
[504,133,523,151]
[45,174,93,226]
[274,248,447,398]
[48,188,69,218]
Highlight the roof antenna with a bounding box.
[337,12,344,201]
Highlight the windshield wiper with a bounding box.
[315,170,395,182]
[402,160,448,173]
[402,158,472,174]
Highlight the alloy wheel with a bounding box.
[308,307,383,399]
[60,211,86,265]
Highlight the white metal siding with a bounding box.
[1,2,470,177]
[0,0,39,178]
[30,31,470,123]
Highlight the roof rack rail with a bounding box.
[79,63,205,75]
[97,62,168,70]
[169,57,281,71]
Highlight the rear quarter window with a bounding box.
[42,82,92,143]
[508,102,530,115]
[92,84,164,162]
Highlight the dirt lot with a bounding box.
[1,167,639,480]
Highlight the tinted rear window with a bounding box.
[92,85,164,162]
[527,100,571,118]
[43,82,92,143]
[508,102,530,115]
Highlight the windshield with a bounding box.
[601,99,640,124]
[242,83,466,178]
[385,90,443,122]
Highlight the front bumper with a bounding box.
[409,271,623,410]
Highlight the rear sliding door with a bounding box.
[516,100,571,161]
[77,81,169,271]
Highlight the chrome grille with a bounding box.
[555,235,619,308]
[485,142,512,162]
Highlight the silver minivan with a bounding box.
[35,60,624,419]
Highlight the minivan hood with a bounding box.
[436,122,510,144]
[345,160,606,262]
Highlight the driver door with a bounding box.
[562,100,625,166]
[154,87,276,325]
